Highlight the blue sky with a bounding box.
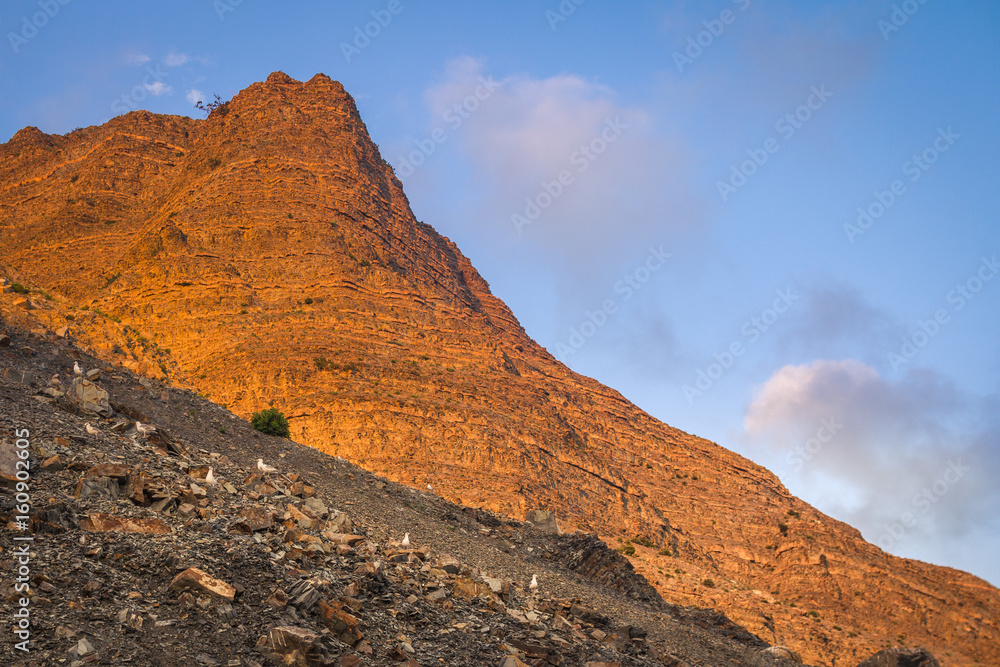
[2,0,998,585]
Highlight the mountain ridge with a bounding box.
[1,71,997,666]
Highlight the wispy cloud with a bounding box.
[144,81,172,96]
[125,52,150,66]
[164,51,189,67]
[413,56,702,315]
[185,89,204,105]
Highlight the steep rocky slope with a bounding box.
[0,318,794,666]
[0,72,996,665]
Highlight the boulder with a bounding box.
[258,626,323,667]
[67,377,112,417]
[304,496,329,518]
[856,648,941,667]
[763,646,803,663]
[525,509,562,535]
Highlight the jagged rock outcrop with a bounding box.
[1,72,997,665]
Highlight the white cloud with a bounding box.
[144,81,172,96]
[186,89,204,105]
[742,359,1000,583]
[164,51,189,67]
[126,52,150,65]
[407,57,702,316]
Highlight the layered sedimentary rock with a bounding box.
[1,72,997,665]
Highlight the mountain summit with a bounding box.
[1,72,997,664]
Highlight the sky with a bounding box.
[2,0,998,585]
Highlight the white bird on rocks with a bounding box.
[529,574,539,593]
[401,533,410,548]
[51,374,62,387]
[73,361,84,377]
[205,467,217,485]
[85,422,100,436]
[135,421,154,436]
[257,458,278,474]
[426,483,433,492]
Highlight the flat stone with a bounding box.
[321,532,365,546]
[85,463,132,481]
[499,657,531,667]
[41,455,65,471]
[81,513,171,535]
[169,567,236,602]
[303,496,328,518]
[234,507,274,532]
[426,588,449,602]
[261,626,321,664]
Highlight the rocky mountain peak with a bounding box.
[0,74,997,665]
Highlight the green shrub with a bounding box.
[251,407,290,437]
[787,509,800,518]
[618,543,636,556]
[632,536,655,548]
[778,522,788,536]
[703,579,715,588]
[11,282,29,294]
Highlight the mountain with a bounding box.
[1,71,997,665]
[0,320,790,666]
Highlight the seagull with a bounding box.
[85,423,100,436]
[135,421,154,436]
[205,467,217,485]
[73,361,84,377]
[51,374,62,387]
[257,458,278,474]
[401,533,410,548]
[529,574,539,593]
[426,483,433,492]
